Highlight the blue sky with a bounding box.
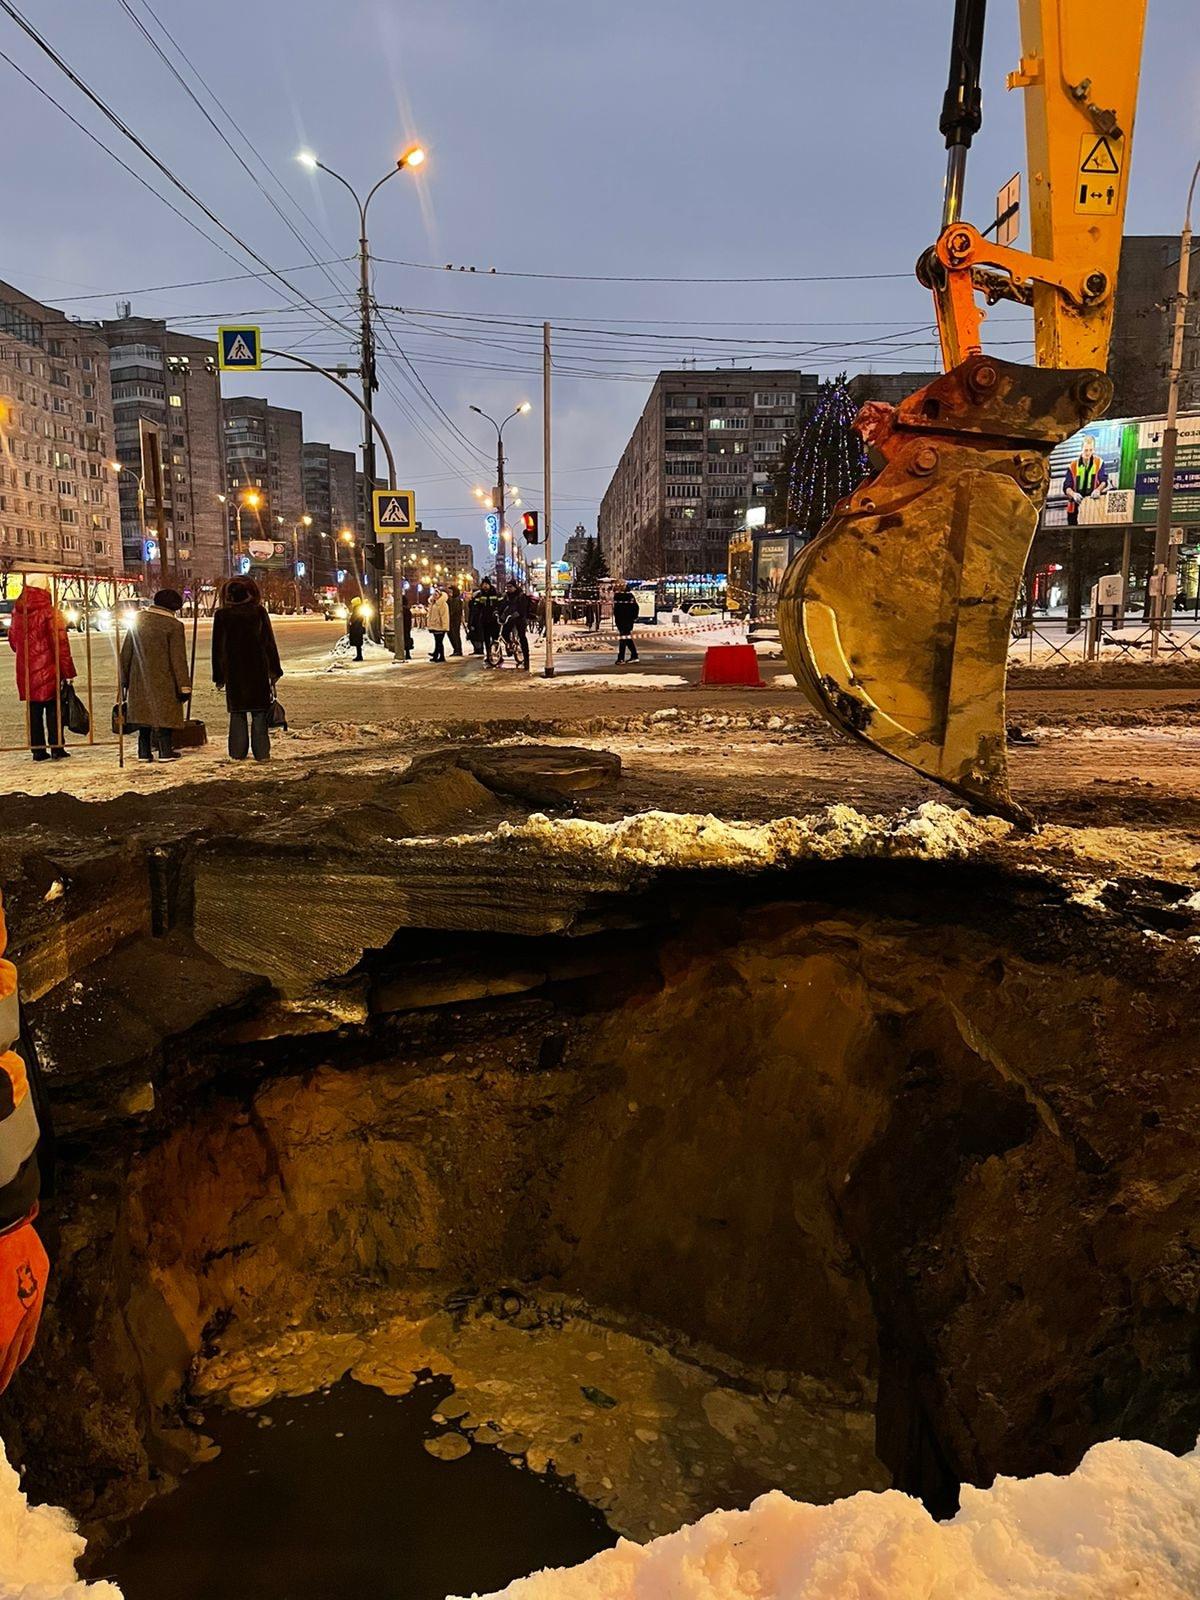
[3,1,1196,566]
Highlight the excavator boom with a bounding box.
[779,0,1147,822]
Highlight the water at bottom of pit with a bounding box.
[98,1376,615,1600]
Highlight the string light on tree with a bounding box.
[771,375,869,538]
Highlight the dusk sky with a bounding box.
[4,0,1196,568]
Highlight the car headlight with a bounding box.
[95,610,112,630]
[64,606,79,626]
[120,609,139,629]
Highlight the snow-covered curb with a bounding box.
[461,1437,1200,1599]
[417,801,1013,870]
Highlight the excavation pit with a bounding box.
[1,780,1198,1590]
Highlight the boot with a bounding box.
[156,729,180,761]
[138,729,154,761]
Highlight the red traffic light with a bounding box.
[521,510,540,543]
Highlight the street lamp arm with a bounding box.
[314,160,366,226]
[261,348,397,487]
[363,166,401,220]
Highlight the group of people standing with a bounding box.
[8,576,283,765]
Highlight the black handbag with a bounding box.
[60,681,90,737]
[268,697,287,730]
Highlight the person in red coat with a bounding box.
[7,585,76,760]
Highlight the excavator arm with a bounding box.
[778,0,1147,823]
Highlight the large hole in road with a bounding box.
[2,852,1197,1597]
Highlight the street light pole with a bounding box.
[1151,156,1200,652]
[298,144,424,641]
[470,402,530,583]
[109,460,148,586]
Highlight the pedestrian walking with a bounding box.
[502,579,533,670]
[7,582,76,760]
[427,587,450,662]
[470,577,503,667]
[119,588,190,762]
[447,586,464,656]
[613,583,640,664]
[346,600,366,662]
[212,577,282,762]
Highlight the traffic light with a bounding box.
[521,510,540,544]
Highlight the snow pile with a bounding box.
[461,1437,1200,1600]
[459,801,1012,871]
[0,1443,123,1597]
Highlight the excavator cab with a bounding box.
[778,0,1146,823]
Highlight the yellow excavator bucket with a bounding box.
[778,356,1111,825]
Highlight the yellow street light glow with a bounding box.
[473,487,484,499]
[108,460,121,472]
[399,144,426,170]
[242,490,261,507]
[519,402,531,414]
[296,150,318,170]
[301,515,313,526]
[339,529,354,543]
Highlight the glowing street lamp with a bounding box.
[468,402,531,582]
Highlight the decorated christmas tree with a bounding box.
[768,376,869,538]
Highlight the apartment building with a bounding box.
[0,280,122,579]
[598,370,823,577]
[1109,235,1200,419]
[302,440,358,586]
[222,397,305,565]
[102,314,225,588]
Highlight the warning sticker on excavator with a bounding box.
[1075,133,1122,215]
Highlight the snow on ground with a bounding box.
[462,1437,1200,1600]
[424,801,1013,870]
[536,674,689,691]
[0,1443,122,1597]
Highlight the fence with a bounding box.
[0,570,132,763]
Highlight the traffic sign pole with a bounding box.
[543,321,555,679]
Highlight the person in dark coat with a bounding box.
[469,578,503,666]
[447,586,464,656]
[212,577,282,761]
[401,591,414,660]
[346,600,366,662]
[7,583,76,760]
[612,583,640,664]
[119,588,190,761]
[502,580,533,669]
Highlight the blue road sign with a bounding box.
[217,325,262,371]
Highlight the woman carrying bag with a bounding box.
[212,577,283,762]
[118,588,190,762]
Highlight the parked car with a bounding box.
[0,599,13,637]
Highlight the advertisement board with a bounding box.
[1042,411,1200,530]
[754,537,791,604]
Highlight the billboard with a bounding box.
[1042,412,1200,529]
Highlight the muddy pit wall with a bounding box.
[1,854,1197,1537]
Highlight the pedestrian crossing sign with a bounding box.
[217,325,262,370]
[373,487,417,536]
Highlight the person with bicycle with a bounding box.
[502,579,534,671]
[470,577,503,668]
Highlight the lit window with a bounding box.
[169,394,183,408]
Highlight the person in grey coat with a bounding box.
[119,588,190,761]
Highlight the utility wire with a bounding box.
[375,258,914,285]
[112,0,356,311]
[0,0,353,337]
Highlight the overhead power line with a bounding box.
[0,0,353,336]
[375,258,914,285]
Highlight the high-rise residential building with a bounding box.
[599,368,947,578]
[302,441,358,587]
[391,525,476,589]
[101,314,225,588]
[847,371,942,408]
[222,397,304,566]
[0,280,122,579]
[599,370,824,577]
[1109,235,1200,418]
